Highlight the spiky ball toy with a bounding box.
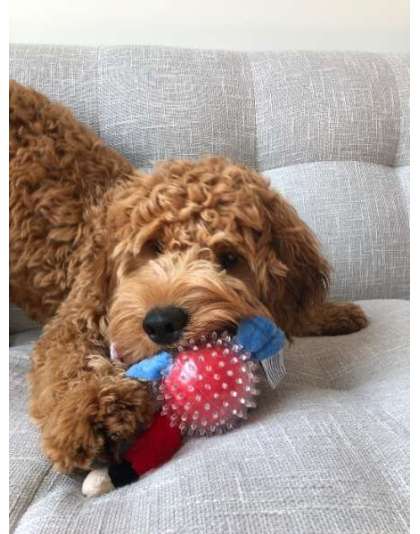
[160,333,260,436]
[83,317,286,498]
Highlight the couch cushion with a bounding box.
[9,45,100,134]
[9,303,38,336]
[9,47,409,172]
[9,328,41,348]
[250,52,410,170]
[265,162,410,301]
[10,300,409,534]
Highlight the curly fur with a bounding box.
[9,80,367,474]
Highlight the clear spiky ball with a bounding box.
[159,333,260,436]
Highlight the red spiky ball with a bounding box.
[159,334,260,436]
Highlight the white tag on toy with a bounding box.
[261,348,286,389]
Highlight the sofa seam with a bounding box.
[382,55,405,168]
[259,159,409,175]
[244,52,258,171]
[95,46,101,140]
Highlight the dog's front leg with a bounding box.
[290,301,368,337]
[28,299,155,474]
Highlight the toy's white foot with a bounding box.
[82,468,115,498]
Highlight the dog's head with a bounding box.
[105,158,329,364]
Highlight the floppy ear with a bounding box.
[263,190,330,333]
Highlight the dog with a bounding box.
[9,80,367,474]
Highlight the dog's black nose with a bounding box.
[143,306,189,345]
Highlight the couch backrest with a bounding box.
[9,45,409,301]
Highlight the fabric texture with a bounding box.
[9,47,410,171]
[249,52,409,170]
[9,300,409,534]
[9,303,38,336]
[265,161,410,301]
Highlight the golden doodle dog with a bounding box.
[9,80,367,474]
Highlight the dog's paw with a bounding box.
[320,302,368,336]
[40,374,155,474]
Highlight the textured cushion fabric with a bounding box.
[384,55,410,167]
[9,45,100,134]
[9,46,410,301]
[9,47,409,171]
[9,303,38,336]
[9,328,41,348]
[250,52,410,170]
[96,47,256,169]
[9,300,409,534]
[265,162,410,301]
[396,166,410,212]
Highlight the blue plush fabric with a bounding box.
[125,317,285,381]
[237,316,285,361]
[126,351,172,381]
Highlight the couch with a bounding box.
[9,45,409,534]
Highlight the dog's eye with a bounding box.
[219,253,238,269]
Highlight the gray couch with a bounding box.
[9,45,409,534]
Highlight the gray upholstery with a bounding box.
[9,303,38,336]
[9,47,410,169]
[9,46,409,533]
[266,162,409,301]
[10,301,409,534]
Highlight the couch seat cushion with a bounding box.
[10,300,409,534]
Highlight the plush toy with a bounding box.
[82,316,285,497]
